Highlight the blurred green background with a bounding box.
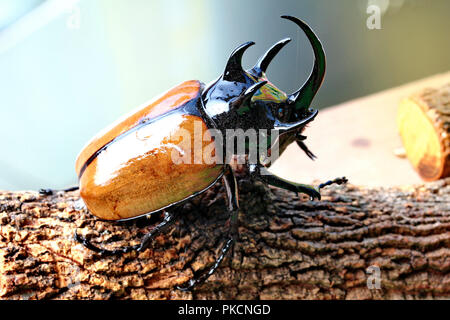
[1,0,449,190]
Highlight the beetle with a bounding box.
[40,16,346,290]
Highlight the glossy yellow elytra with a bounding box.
[75,80,223,220]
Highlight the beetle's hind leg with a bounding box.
[176,164,239,291]
[74,210,179,255]
[39,186,79,196]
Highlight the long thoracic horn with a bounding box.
[281,15,326,112]
[223,41,255,82]
[251,38,291,77]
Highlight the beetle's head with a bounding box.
[202,16,325,159]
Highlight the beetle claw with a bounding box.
[318,177,348,190]
[175,280,196,292]
[309,191,321,201]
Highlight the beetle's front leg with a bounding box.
[249,164,321,200]
[249,164,346,201]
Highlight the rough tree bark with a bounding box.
[0,170,449,300]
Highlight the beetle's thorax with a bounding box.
[201,76,278,133]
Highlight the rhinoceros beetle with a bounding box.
[40,16,347,291]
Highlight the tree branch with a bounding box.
[1,173,449,299]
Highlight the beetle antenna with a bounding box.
[296,140,316,160]
[281,15,326,112]
[223,41,255,82]
[251,38,291,77]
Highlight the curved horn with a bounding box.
[242,80,267,103]
[231,81,267,110]
[223,41,255,82]
[251,38,291,77]
[281,15,326,111]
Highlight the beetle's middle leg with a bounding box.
[74,210,179,255]
[177,164,239,291]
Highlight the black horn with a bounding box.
[230,81,267,110]
[281,15,326,112]
[251,38,291,77]
[242,81,267,103]
[223,41,255,82]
